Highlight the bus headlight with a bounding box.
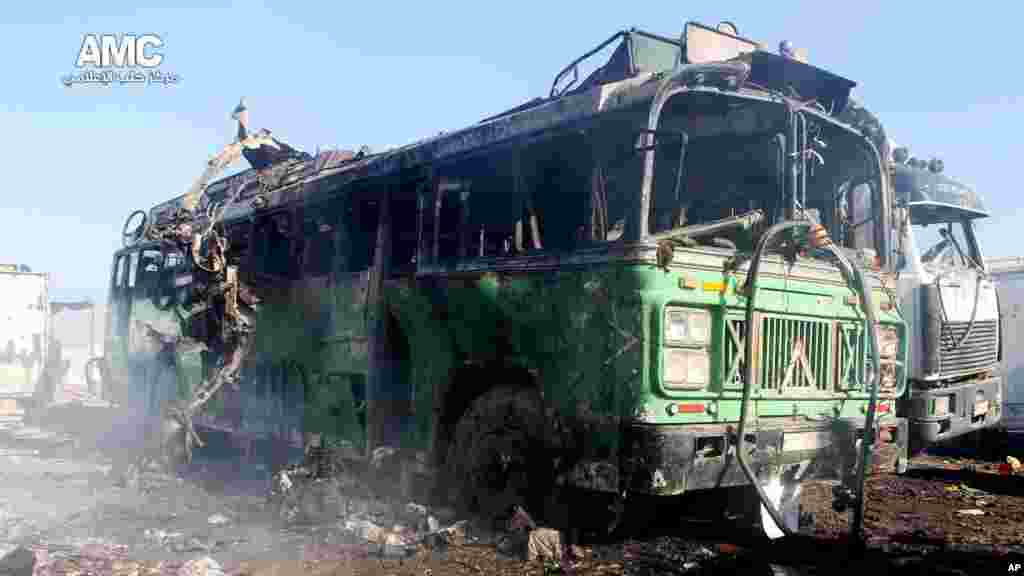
[663,348,709,390]
[664,307,710,346]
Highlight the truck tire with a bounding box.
[444,385,551,524]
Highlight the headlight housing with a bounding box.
[662,307,711,391]
[664,307,710,346]
[876,324,900,390]
[876,325,899,359]
[663,348,710,390]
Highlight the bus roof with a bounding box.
[147,24,861,228]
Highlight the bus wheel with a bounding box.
[445,385,550,525]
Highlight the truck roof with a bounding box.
[987,257,1024,275]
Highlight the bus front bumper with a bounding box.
[614,417,908,496]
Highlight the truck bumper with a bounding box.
[906,376,1002,449]
[616,416,908,496]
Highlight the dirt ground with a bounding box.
[800,451,1024,554]
[4,406,1024,575]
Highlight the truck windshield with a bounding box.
[911,217,981,274]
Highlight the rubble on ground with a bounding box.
[0,546,35,576]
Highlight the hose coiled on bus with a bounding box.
[735,217,882,541]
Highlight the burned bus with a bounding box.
[99,22,908,537]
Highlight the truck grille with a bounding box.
[722,315,875,393]
[836,323,867,390]
[938,320,999,377]
[758,315,832,393]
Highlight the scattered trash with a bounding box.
[944,483,987,498]
[371,446,397,470]
[527,527,563,562]
[343,518,388,544]
[406,502,428,517]
[1008,456,1022,473]
[207,513,230,526]
[382,530,417,558]
[441,520,469,545]
[0,546,35,576]
[957,509,985,516]
[144,528,185,546]
[509,505,537,533]
[177,555,224,576]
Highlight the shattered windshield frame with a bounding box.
[639,88,887,258]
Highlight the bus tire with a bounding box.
[444,385,550,524]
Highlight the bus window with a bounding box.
[126,252,139,290]
[435,179,467,264]
[226,222,252,270]
[522,132,593,253]
[113,255,127,291]
[459,152,533,259]
[252,211,298,280]
[342,194,379,273]
[303,197,343,278]
[136,249,164,297]
[390,187,419,275]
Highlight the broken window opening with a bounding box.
[648,92,884,256]
[136,249,165,297]
[427,111,641,266]
[126,252,140,290]
[342,191,380,274]
[804,125,883,255]
[112,254,128,293]
[251,210,300,283]
[649,94,787,247]
[225,221,252,272]
[302,196,344,279]
[389,184,420,276]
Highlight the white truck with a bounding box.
[0,264,51,427]
[986,257,1024,434]
[48,300,106,403]
[890,152,1002,452]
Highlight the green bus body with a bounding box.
[103,25,908,502]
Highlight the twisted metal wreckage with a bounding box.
[126,98,361,466]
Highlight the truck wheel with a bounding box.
[444,386,550,524]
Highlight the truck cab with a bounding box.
[0,264,51,425]
[891,155,1001,451]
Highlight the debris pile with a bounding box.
[263,442,536,562]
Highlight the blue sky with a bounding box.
[1,1,1020,302]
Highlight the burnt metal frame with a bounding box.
[638,68,892,541]
[549,28,681,99]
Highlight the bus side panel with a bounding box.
[388,264,646,463]
[246,272,371,451]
